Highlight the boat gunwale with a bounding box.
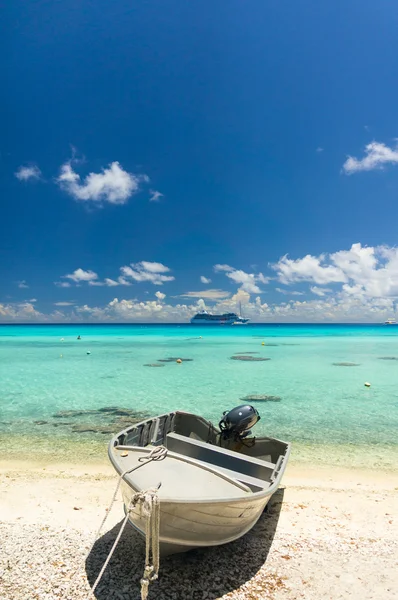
[108,410,291,505]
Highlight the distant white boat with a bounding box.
[384,318,397,325]
[232,302,249,325]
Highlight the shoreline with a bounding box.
[2,456,398,484]
[1,458,397,599]
[2,431,398,471]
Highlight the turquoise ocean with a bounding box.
[1,324,398,469]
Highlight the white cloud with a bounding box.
[104,278,120,287]
[57,161,146,205]
[17,280,29,289]
[342,141,398,174]
[316,147,323,153]
[273,254,346,285]
[54,281,71,288]
[139,261,170,273]
[15,165,41,181]
[120,261,174,285]
[200,276,212,284]
[214,264,269,294]
[54,301,75,306]
[155,291,166,301]
[227,270,269,294]
[213,264,234,272]
[180,289,230,300]
[149,190,163,202]
[29,298,37,303]
[0,302,44,322]
[274,243,398,299]
[276,288,304,296]
[103,276,133,287]
[117,276,133,286]
[310,286,332,297]
[58,263,171,288]
[64,268,99,283]
[79,297,200,322]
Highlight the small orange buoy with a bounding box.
[176,358,182,364]
[261,342,265,346]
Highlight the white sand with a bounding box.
[1,459,398,599]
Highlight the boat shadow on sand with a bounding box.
[86,488,284,600]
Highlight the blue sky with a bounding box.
[2,0,398,322]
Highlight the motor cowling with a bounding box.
[219,404,260,440]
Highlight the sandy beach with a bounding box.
[1,458,397,600]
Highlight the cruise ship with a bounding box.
[384,318,397,325]
[190,311,249,325]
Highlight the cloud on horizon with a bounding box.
[1,291,397,324]
[5,243,398,323]
[180,289,230,300]
[272,243,398,299]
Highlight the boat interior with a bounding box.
[111,411,289,494]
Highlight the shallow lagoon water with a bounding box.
[1,324,397,468]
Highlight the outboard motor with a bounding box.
[219,404,260,442]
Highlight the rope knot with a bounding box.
[142,564,158,583]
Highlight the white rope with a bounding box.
[137,488,161,600]
[86,445,167,599]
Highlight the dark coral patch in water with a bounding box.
[230,356,271,361]
[378,356,398,360]
[240,394,281,402]
[332,362,360,367]
[144,363,165,367]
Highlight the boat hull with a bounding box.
[121,481,271,555]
